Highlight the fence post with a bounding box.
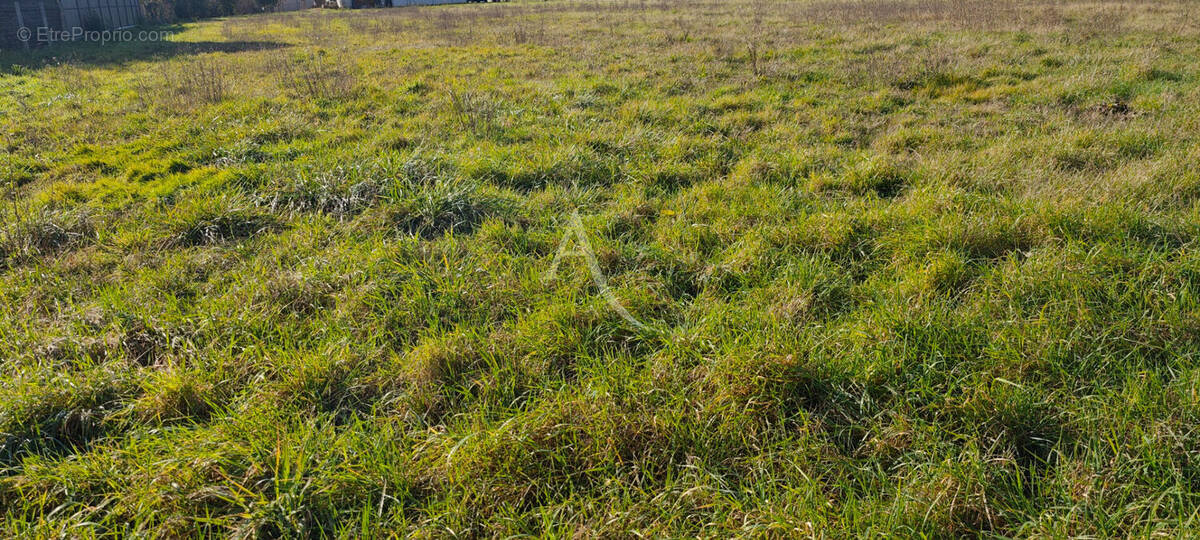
[14,1,29,51]
[38,1,49,45]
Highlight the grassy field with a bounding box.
[3,0,1200,535]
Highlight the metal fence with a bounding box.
[2,0,56,47]
[58,0,141,31]
[1,0,140,49]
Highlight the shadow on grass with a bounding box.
[1,28,286,70]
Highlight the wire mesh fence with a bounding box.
[59,0,141,31]
[1,0,140,49]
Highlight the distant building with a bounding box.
[274,0,309,11]
[334,0,471,9]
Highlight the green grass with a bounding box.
[3,0,1200,535]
